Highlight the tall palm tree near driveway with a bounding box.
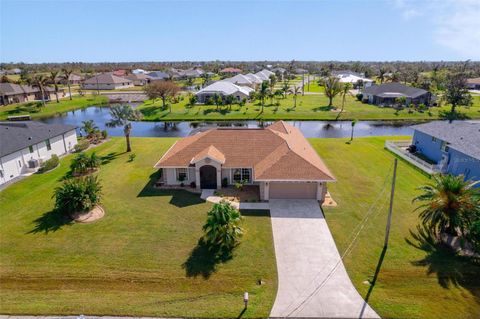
[413,174,480,236]
[106,105,142,152]
[62,68,74,100]
[49,71,60,103]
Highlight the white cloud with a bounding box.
[392,0,480,59]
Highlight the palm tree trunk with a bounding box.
[350,127,354,141]
[67,82,72,100]
[40,85,46,107]
[125,133,131,152]
[55,85,59,103]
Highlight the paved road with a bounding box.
[269,199,379,318]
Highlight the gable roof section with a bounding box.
[196,81,253,96]
[245,73,263,83]
[362,83,428,98]
[155,121,335,181]
[411,121,480,160]
[224,74,253,85]
[84,73,132,84]
[0,121,76,157]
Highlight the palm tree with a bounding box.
[106,105,142,152]
[290,86,301,108]
[350,119,357,142]
[212,93,222,110]
[281,80,290,99]
[258,81,269,113]
[49,71,60,103]
[202,201,244,251]
[378,67,388,84]
[82,120,99,139]
[62,68,74,100]
[225,95,234,110]
[323,76,342,107]
[32,74,49,107]
[336,83,352,120]
[413,174,480,236]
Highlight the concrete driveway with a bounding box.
[269,199,379,318]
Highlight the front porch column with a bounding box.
[195,168,200,190]
[216,168,221,190]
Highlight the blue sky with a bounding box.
[1,0,479,63]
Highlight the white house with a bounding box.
[255,69,275,81]
[337,74,374,88]
[224,74,255,88]
[81,74,134,90]
[245,73,263,85]
[132,69,148,74]
[196,81,254,103]
[0,121,78,186]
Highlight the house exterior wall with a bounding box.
[163,167,196,185]
[0,130,77,185]
[81,82,133,90]
[412,130,443,163]
[446,149,480,185]
[196,91,249,104]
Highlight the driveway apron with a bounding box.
[269,199,379,318]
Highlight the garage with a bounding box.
[269,182,318,199]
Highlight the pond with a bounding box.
[40,106,419,138]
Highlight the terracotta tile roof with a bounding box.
[155,121,335,181]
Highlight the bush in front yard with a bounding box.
[38,154,59,173]
[70,152,100,175]
[74,139,90,152]
[53,175,102,216]
[202,201,243,252]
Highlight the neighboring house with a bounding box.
[147,71,170,80]
[220,67,242,75]
[0,121,77,185]
[81,74,133,90]
[59,73,84,85]
[466,78,480,90]
[224,74,255,88]
[337,74,374,88]
[362,83,432,106]
[178,68,204,79]
[295,68,309,74]
[245,73,263,85]
[255,69,275,81]
[125,73,153,86]
[411,121,480,184]
[0,83,62,105]
[331,70,364,78]
[196,81,254,103]
[132,69,148,74]
[155,121,335,201]
[113,69,127,77]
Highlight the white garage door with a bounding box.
[269,182,317,199]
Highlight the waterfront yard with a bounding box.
[138,94,480,121]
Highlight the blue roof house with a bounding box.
[410,121,480,185]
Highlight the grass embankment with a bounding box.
[0,95,108,120]
[314,136,480,319]
[137,94,480,121]
[0,138,276,318]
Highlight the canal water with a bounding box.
[40,106,418,138]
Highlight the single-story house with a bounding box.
[466,78,480,90]
[196,81,254,103]
[178,68,204,79]
[295,68,309,75]
[362,83,432,106]
[245,73,263,85]
[147,71,170,80]
[125,73,153,86]
[81,74,133,90]
[411,121,480,185]
[0,121,77,185]
[154,121,335,201]
[220,67,242,75]
[0,83,62,105]
[331,70,365,78]
[337,74,374,88]
[113,69,127,77]
[224,74,255,88]
[255,69,275,81]
[132,69,148,74]
[59,73,84,85]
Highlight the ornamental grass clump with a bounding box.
[53,175,102,216]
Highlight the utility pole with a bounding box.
[302,72,305,96]
[384,158,398,248]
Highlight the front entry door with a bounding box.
[200,165,217,189]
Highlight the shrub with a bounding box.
[468,218,480,253]
[38,154,59,173]
[70,152,100,175]
[128,153,136,162]
[53,175,102,215]
[356,93,363,101]
[190,181,196,188]
[74,139,90,152]
[222,177,228,187]
[202,201,244,251]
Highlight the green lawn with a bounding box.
[303,81,324,93]
[0,95,108,120]
[313,136,480,319]
[1,136,479,318]
[137,94,480,121]
[0,138,277,318]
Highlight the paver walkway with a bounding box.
[269,199,379,318]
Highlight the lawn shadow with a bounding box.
[359,245,387,317]
[100,151,125,165]
[312,105,335,112]
[406,225,480,302]
[439,110,470,121]
[137,171,204,207]
[182,238,234,279]
[139,106,160,117]
[28,209,73,234]
[203,108,231,115]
